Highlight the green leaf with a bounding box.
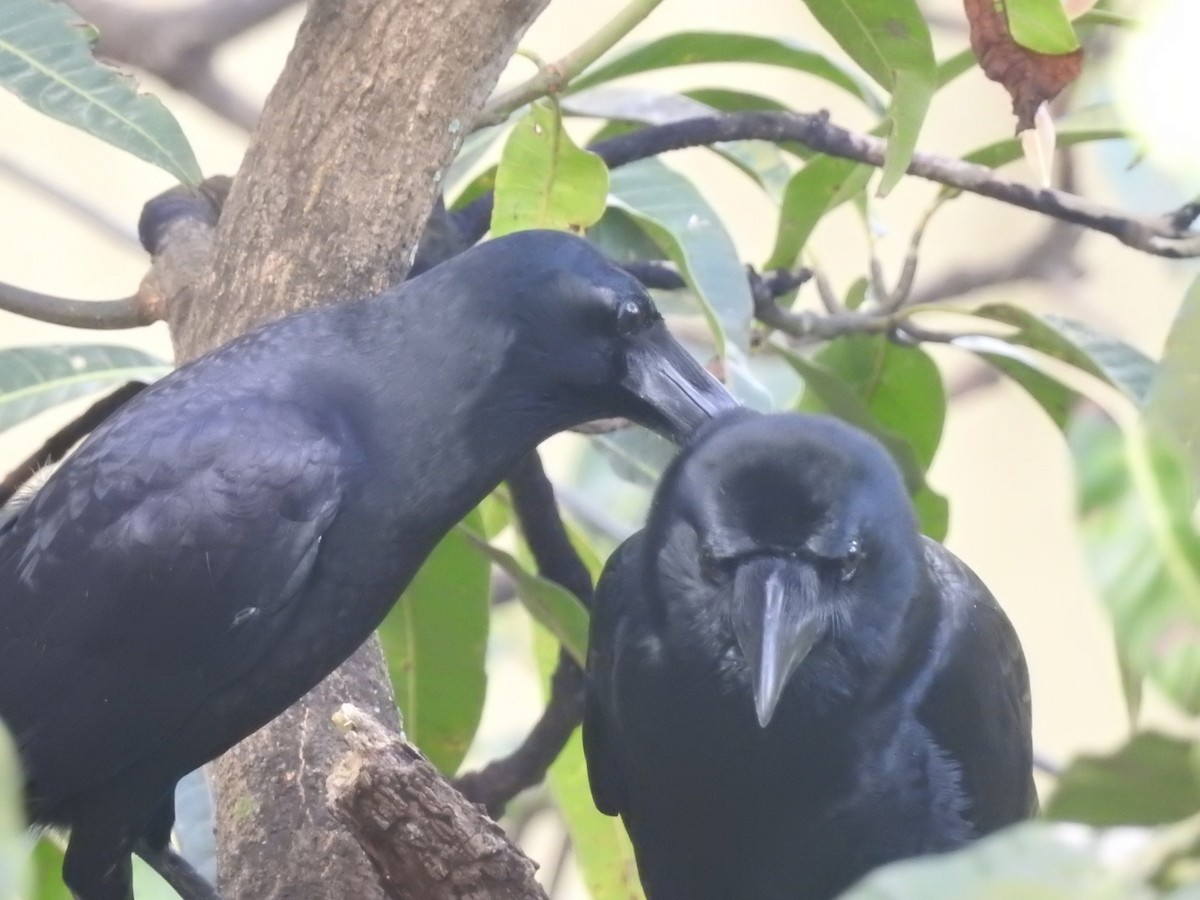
[608,159,753,354]
[799,0,936,194]
[765,156,872,270]
[445,122,508,196]
[0,345,169,434]
[1116,638,1145,727]
[844,821,1153,898]
[0,722,29,900]
[1070,414,1200,714]
[377,509,489,774]
[815,336,946,469]
[958,337,1082,428]
[969,304,1155,403]
[1046,732,1200,827]
[0,0,201,185]
[572,31,883,113]
[1144,275,1200,493]
[460,530,589,666]
[1006,0,1082,55]
[1077,9,1139,29]
[34,836,181,900]
[587,207,668,263]
[532,625,645,900]
[491,101,609,237]
[32,841,71,900]
[781,338,949,539]
[449,164,497,210]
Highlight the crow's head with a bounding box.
[647,411,924,726]
[445,230,737,443]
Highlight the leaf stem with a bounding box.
[478,0,667,125]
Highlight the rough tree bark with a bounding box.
[155,1,552,897]
[327,706,549,900]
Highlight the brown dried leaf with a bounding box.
[964,0,1083,132]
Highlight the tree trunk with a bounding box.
[160,1,551,897]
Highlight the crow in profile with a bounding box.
[0,230,738,900]
[583,411,1035,900]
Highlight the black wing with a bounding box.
[0,387,344,806]
[582,532,648,818]
[915,538,1037,833]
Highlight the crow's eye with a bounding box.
[699,547,722,583]
[840,540,863,583]
[615,299,648,337]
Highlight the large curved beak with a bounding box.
[621,322,739,443]
[731,557,826,728]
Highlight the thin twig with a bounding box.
[477,0,667,125]
[453,111,1200,258]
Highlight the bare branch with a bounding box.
[327,705,549,900]
[453,111,1200,258]
[0,282,160,330]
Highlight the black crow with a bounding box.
[0,229,738,900]
[583,411,1035,900]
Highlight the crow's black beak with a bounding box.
[622,323,739,443]
[732,557,826,728]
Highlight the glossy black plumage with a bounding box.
[583,411,1035,900]
[0,230,737,900]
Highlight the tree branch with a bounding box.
[457,111,1200,258]
[327,705,549,900]
[155,3,554,898]
[456,452,593,817]
[0,283,159,329]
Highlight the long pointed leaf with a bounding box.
[0,345,169,433]
[533,625,645,900]
[377,509,489,774]
[0,0,201,184]
[608,159,753,355]
[799,0,936,194]
[460,530,589,666]
[1143,274,1200,493]
[969,304,1155,403]
[572,31,883,113]
[1071,414,1200,714]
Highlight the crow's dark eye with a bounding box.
[840,540,863,583]
[616,299,648,337]
[699,547,722,583]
